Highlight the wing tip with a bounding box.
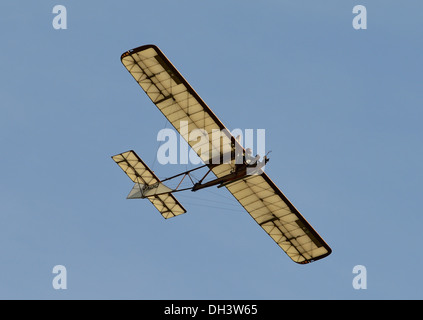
[295,247,333,265]
[120,44,160,61]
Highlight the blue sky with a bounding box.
[1,1,422,299]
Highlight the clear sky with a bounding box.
[1,1,422,299]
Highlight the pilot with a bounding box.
[245,148,260,165]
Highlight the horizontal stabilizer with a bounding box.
[148,193,187,219]
[112,150,186,219]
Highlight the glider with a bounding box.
[112,44,331,264]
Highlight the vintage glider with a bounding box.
[112,44,332,264]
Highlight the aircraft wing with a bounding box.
[225,174,331,264]
[121,45,331,262]
[121,45,236,171]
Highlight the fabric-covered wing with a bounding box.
[225,174,331,264]
[121,44,236,168]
